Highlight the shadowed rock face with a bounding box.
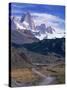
[24,12,36,30]
[11,30,39,44]
[46,26,55,34]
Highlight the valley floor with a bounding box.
[11,62,65,87]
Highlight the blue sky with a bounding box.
[9,3,65,32]
[10,3,65,19]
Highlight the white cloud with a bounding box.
[31,12,65,32]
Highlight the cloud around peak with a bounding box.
[31,12,65,33]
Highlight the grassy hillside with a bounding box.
[10,38,65,86]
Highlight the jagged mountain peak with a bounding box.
[11,12,65,41]
[23,12,36,31]
[46,26,55,34]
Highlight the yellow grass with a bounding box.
[11,68,40,82]
[11,63,65,84]
[11,68,32,82]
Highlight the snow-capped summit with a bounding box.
[11,12,65,41]
[46,26,55,34]
[11,16,26,30]
[11,12,36,31]
[20,12,36,31]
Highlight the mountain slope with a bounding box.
[23,38,65,57]
[11,30,39,44]
[11,47,32,69]
[11,38,65,68]
[11,13,39,44]
[12,38,65,57]
[11,12,65,41]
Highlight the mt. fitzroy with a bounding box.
[11,12,65,44]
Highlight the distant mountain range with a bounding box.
[10,12,65,44]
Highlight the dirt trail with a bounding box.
[32,68,55,85]
[11,68,56,87]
